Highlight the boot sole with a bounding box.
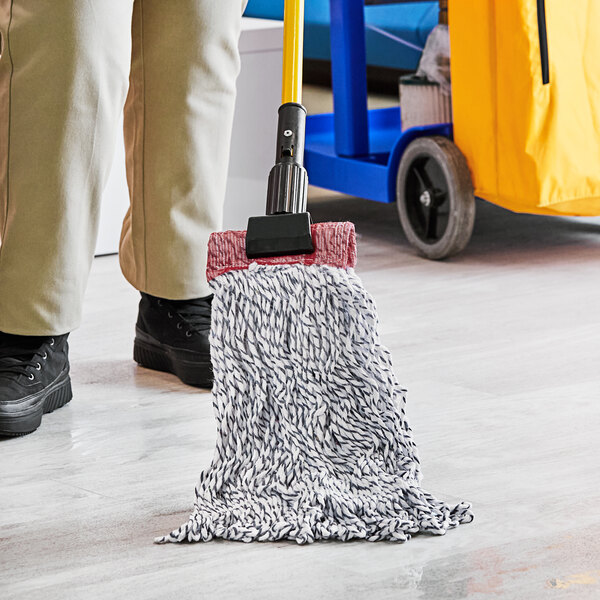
[0,369,72,437]
[133,328,213,389]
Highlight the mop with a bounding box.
[157,0,472,545]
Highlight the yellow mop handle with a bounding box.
[282,0,305,104]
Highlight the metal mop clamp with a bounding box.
[245,0,314,259]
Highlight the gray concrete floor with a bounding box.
[2,195,600,599]
[2,87,600,599]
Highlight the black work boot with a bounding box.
[0,333,72,436]
[133,293,213,388]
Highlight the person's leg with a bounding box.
[121,0,246,388]
[120,0,246,299]
[0,0,134,436]
[0,0,134,336]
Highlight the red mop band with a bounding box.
[206,221,357,282]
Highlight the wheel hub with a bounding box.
[419,190,432,207]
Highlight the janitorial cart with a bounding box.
[304,0,600,259]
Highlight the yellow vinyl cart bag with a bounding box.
[449,0,600,216]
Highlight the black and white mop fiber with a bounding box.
[157,262,473,544]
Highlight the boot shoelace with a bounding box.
[0,337,54,381]
[157,297,212,336]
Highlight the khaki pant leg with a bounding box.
[120,0,246,299]
[0,0,135,335]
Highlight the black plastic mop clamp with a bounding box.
[246,102,314,259]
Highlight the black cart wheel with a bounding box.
[396,136,475,259]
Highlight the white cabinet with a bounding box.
[222,17,283,231]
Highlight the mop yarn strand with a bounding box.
[157,223,472,544]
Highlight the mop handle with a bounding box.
[244,0,311,258]
[282,0,305,105]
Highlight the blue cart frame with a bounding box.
[304,0,451,205]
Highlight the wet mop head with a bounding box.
[158,221,473,544]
